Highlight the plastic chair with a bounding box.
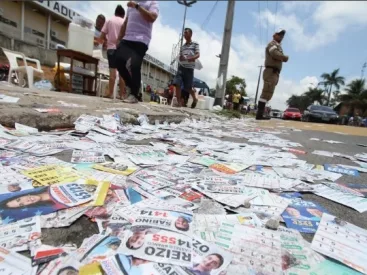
[1,47,44,89]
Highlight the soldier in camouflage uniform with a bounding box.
[256,28,289,120]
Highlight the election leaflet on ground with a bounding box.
[132,209,193,237]
[0,247,32,275]
[21,165,81,186]
[93,160,138,176]
[215,222,283,274]
[0,216,41,251]
[71,150,106,164]
[0,182,95,222]
[281,194,328,233]
[311,213,367,274]
[119,227,192,267]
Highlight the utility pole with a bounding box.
[214,0,236,106]
[254,65,263,107]
[361,62,367,79]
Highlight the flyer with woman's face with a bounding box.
[0,181,97,223]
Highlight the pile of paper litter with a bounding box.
[0,115,366,274]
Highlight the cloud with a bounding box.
[64,1,319,110]
[257,1,367,52]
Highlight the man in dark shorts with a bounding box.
[173,28,200,108]
[99,5,126,98]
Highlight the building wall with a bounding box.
[50,19,68,49]
[0,1,173,89]
[24,2,48,48]
[0,1,22,39]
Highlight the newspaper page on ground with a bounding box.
[311,213,367,274]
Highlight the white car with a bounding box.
[270,109,282,118]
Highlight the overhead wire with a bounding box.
[266,0,269,41]
[273,1,278,32]
[200,0,219,30]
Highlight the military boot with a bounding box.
[256,101,271,120]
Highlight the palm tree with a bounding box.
[304,87,325,105]
[338,79,367,115]
[286,95,311,112]
[321,69,345,106]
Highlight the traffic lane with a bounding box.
[260,119,367,137]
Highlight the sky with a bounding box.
[61,1,367,110]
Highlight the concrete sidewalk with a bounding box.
[0,83,214,130]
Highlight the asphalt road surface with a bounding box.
[40,124,367,248]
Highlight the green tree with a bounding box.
[225,75,247,96]
[303,87,326,105]
[338,79,367,115]
[321,69,345,106]
[286,94,311,112]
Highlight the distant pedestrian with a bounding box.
[99,5,126,99]
[256,28,289,120]
[173,28,200,108]
[94,14,106,50]
[116,0,159,104]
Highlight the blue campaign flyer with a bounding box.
[281,198,328,233]
[324,164,359,177]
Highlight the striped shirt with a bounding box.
[124,0,159,47]
[179,41,200,69]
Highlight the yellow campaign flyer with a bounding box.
[83,179,110,207]
[22,165,81,186]
[93,162,137,176]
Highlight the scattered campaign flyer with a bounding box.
[22,165,81,186]
[215,222,283,274]
[132,209,193,237]
[281,197,327,233]
[180,237,233,275]
[38,254,82,275]
[119,227,193,267]
[71,150,106,164]
[324,164,359,177]
[151,188,200,211]
[0,182,95,222]
[0,247,32,274]
[129,169,177,191]
[75,234,122,265]
[209,162,249,174]
[312,184,367,213]
[93,160,138,176]
[0,216,41,252]
[40,205,90,228]
[324,182,367,197]
[311,213,367,274]
[97,212,131,239]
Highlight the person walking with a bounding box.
[173,28,200,108]
[116,0,159,104]
[99,5,126,99]
[94,14,106,50]
[256,28,289,120]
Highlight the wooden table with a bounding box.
[56,49,99,95]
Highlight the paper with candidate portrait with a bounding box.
[119,226,192,267]
[0,181,95,222]
[132,209,193,237]
[281,197,327,233]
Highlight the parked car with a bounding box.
[282,108,302,120]
[270,109,282,118]
[302,105,338,123]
